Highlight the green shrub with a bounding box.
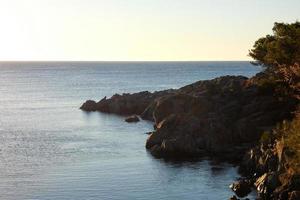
[249,22,300,67]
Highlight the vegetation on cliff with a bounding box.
[275,112,300,173]
[249,21,300,171]
[239,21,300,199]
[249,21,300,67]
[80,21,300,199]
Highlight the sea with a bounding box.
[0,61,261,200]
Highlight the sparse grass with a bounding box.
[284,118,300,173]
[273,112,300,173]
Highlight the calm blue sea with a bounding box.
[0,61,260,200]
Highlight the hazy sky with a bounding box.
[0,0,299,61]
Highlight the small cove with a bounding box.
[0,61,260,200]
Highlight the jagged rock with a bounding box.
[255,172,280,198]
[151,94,205,124]
[81,90,176,116]
[229,195,239,200]
[82,75,298,161]
[80,100,98,111]
[81,73,300,199]
[140,101,156,121]
[239,137,300,200]
[289,191,300,200]
[178,75,248,97]
[239,143,280,177]
[125,115,140,123]
[145,114,204,158]
[230,179,252,197]
[98,91,153,115]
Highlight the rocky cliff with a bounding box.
[81,75,296,159]
[80,74,299,199]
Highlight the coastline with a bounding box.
[81,71,299,199]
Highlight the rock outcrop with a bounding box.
[230,179,252,198]
[81,74,299,199]
[81,75,297,161]
[80,100,98,111]
[125,115,140,123]
[144,76,296,160]
[80,90,176,115]
[238,139,300,200]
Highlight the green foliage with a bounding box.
[249,22,300,67]
[249,21,300,100]
[253,63,300,100]
[250,21,300,174]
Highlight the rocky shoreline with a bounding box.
[81,74,299,199]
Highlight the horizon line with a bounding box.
[0,60,253,62]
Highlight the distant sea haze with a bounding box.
[0,62,260,200]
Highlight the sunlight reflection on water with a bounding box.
[0,62,260,200]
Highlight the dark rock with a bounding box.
[82,75,297,159]
[230,179,252,198]
[145,114,204,158]
[125,115,140,123]
[255,172,280,198]
[229,195,239,200]
[81,74,298,162]
[239,137,300,200]
[151,94,205,124]
[80,100,98,111]
[81,90,176,116]
[98,92,152,115]
[142,75,297,159]
[81,76,296,159]
[239,141,281,177]
[81,73,300,199]
[289,191,300,200]
[278,189,289,200]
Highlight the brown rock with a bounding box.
[229,195,239,200]
[125,115,140,123]
[151,94,202,125]
[255,172,280,197]
[230,179,252,198]
[145,114,204,158]
[81,75,298,163]
[289,191,300,200]
[80,100,98,111]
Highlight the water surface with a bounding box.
[0,61,260,200]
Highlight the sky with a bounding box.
[0,0,299,61]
